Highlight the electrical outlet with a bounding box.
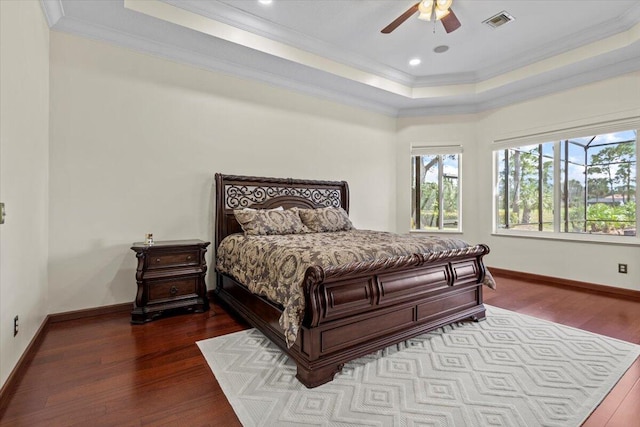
[13,315,19,336]
[618,263,628,274]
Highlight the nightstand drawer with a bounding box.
[146,250,199,269]
[148,277,197,301]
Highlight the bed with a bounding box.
[214,173,495,388]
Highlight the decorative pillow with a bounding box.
[298,207,355,232]
[234,208,310,235]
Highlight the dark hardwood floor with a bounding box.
[1,275,639,426]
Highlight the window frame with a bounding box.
[492,118,639,245]
[410,145,463,233]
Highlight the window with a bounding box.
[496,143,554,231]
[411,146,461,231]
[495,128,637,238]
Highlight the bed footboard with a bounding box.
[303,244,489,328]
[293,245,489,386]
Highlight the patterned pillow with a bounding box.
[298,207,355,232]
[234,208,310,235]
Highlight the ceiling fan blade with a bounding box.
[381,2,420,34]
[441,8,461,33]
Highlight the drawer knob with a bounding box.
[155,258,161,263]
[170,286,178,296]
[186,255,193,261]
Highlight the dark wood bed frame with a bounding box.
[214,173,490,388]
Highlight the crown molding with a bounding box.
[398,55,640,117]
[40,0,64,27]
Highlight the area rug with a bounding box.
[197,306,640,426]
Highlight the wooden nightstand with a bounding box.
[130,239,210,324]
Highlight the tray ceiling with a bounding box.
[42,0,640,116]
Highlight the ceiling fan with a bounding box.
[381,0,461,34]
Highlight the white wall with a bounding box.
[48,32,397,313]
[397,72,640,290]
[0,0,50,386]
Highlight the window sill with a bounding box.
[410,229,464,235]
[492,230,640,246]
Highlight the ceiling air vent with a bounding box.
[483,11,515,29]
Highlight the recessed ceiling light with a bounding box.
[433,45,449,54]
[409,58,421,66]
[258,0,273,5]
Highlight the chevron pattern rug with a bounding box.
[197,306,640,427]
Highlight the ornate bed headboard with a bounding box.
[214,174,350,249]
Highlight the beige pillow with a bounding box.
[298,207,355,232]
[234,208,310,235]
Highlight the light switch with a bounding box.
[0,202,5,224]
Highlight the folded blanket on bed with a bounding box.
[216,230,496,347]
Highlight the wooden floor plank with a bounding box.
[1,274,639,426]
[581,358,640,427]
[605,374,640,427]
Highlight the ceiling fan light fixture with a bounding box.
[418,0,451,22]
[436,0,453,11]
[418,0,433,20]
[380,0,460,34]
